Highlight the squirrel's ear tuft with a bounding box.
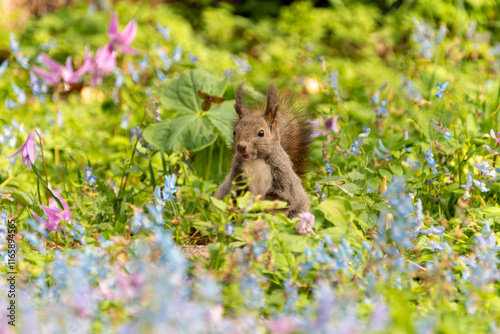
[264,83,279,129]
[234,82,246,120]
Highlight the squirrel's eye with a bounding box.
[258,130,264,137]
[233,131,236,136]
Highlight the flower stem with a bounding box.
[114,136,140,223]
[34,130,50,205]
[54,88,61,166]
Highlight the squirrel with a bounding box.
[215,83,312,218]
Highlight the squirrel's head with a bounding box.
[233,83,280,161]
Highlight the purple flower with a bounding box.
[107,11,139,55]
[311,116,340,138]
[8,132,35,170]
[30,190,72,231]
[296,212,315,235]
[83,45,117,86]
[490,129,500,145]
[32,55,88,90]
[265,316,296,334]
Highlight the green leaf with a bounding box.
[144,114,218,153]
[207,100,237,145]
[144,69,233,153]
[32,165,64,209]
[314,196,353,228]
[390,165,403,177]
[157,68,228,114]
[317,175,348,184]
[379,168,392,182]
[358,211,377,232]
[279,233,310,252]
[348,171,365,181]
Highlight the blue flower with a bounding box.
[130,208,152,233]
[9,33,19,53]
[423,149,438,174]
[120,113,130,129]
[128,61,140,83]
[146,203,163,224]
[84,167,97,187]
[404,79,423,102]
[114,68,124,88]
[349,137,364,156]
[163,174,179,200]
[359,126,371,138]
[0,125,16,148]
[172,45,183,63]
[376,98,388,116]
[329,69,340,95]
[156,68,168,82]
[14,54,29,69]
[435,81,449,98]
[5,98,19,111]
[225,222,234,236]
[436,25,447,43]
[12,82,26,105]
[419,225,444,237]
[473,179,489,193]
[233,55,251,74]
[156,46,172,71]
[461,172,473,199]
[156,24,171,41]
[188,53,198,64]
[325,159,334,174]
[374,140,392,161]
[0,60,9,78]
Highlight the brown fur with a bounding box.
[215,83,312,218]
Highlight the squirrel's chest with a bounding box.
[242,159,272,197]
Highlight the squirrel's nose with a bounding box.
[237,143,247,154]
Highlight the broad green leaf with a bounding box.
[207,100,237,145]
[143,113,218,153]
[144,69,233,153]
[390,165,403,176]
[157,69,228,114]
[314,196,353,228]
[279,233,310,252]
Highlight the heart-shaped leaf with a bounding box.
[158,69,228,114]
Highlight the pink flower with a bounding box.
[107,11,139,55]
[264,316,297,334]
[311,116,339,138]
[325,116,340,134]
[33,55,88,90]
[30,189,71,231]
[490,129,500,145]
[83,45,117,86]
[8,132,35,170]
[295,212,316,235]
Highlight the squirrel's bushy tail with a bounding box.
[275,92,313,177]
